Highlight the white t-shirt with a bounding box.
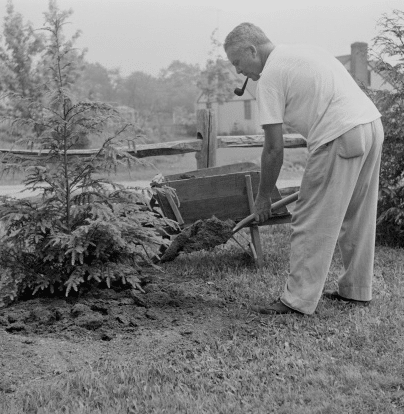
[256,44,381,153]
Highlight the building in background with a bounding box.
[196,42,392,135]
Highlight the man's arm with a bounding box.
[254,123,284,222]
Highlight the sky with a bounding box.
[0,0,403,77]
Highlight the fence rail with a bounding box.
[0,109,307,169]
[0,134,306,159]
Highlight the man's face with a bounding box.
[226,45,262,81]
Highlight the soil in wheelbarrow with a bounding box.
[159,216,236,263]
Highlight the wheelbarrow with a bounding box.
[152,163,299,268]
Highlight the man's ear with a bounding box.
[249,45,258,58]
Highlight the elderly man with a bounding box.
[224,23,384,315]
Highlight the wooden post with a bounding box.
[195,109,217,169]
[245,174,264,270]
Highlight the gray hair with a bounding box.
[224,23,270,52]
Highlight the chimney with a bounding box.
[350,42,369,87]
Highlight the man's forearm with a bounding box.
[253,124,284,222]
[258,123,284,198]
[258,148,283,198]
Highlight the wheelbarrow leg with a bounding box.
[245,175,264,270]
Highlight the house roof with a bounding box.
[336,53,393,89]
[336,54,351,65]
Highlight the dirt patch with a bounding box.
[0,269,252,394]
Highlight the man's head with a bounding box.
[224,23,273,81]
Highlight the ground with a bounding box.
[0,152,305,403]
[0,267,251,395]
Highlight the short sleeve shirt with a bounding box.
[256,44,381,152]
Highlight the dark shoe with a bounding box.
[251,300,303,315]
[323,290,370,306]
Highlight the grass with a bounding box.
[1,225,404,413]
[1,135,400,413]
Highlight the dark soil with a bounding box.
[160,216,235,262]
[0,268,255,395]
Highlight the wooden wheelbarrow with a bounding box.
[152,163,299,268]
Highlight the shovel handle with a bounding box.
[232,191,299,234]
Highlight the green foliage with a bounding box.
[159,60,200,114]
[74,60,201,141]
[0,2,202,146]
[74,62,119,102]
[0,0,91,148]
[197,29,236,109]
[370,9,404,247]
[0,0,46,142]
[0,2,177,305]
[116,71,160,115]
[0,1,45,97]
[172,106,197,136]
[1,226,404,413]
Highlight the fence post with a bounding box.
[195,108,217,169]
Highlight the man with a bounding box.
[224,23,384,315]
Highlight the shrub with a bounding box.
[0,3,177,306]
[371,9,404,247]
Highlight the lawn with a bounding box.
[1,223,403,414]
[1,136,402,413]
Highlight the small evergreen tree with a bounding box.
[0,2,176,306]
[370,9,404,247]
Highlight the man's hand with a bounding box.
[254,193,272,223]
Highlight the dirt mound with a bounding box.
[0,270,243,394]
[160,216,235,263]
[0,275,191,341]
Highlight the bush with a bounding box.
[371,9,404,247]
[0,3,177,306]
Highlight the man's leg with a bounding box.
[281,124,375,314]
[336,119,384,301]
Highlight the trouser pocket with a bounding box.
[302,142,332,188]
[337,125,365,159]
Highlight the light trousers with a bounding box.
[281,118,384,314]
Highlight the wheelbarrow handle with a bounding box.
[232,191,299,234]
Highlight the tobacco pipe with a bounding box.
[234,77,249,96]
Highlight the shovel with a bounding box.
[159,191,299,264]
[232,191,299,234]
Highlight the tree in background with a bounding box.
[197,29,236,109]
[114,71,166,141]
[159,60,200,111]
[74,62,118,103]
[0,0,90,147]
[371,9,404,247]
[0,0,202,147]
[0,0,45,140]
[159,60,200,136]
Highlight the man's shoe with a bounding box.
[323,290,370,306]
[251,300,303,315]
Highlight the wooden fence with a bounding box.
[0,109,307,169]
